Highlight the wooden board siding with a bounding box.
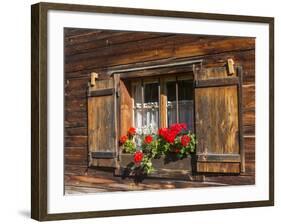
[64,29,255,179]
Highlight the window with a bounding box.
[130,74,194,133]
[87,63,243,174]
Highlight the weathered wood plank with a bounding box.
[65,32,172,56]
[65,99,87,112]
[195,85,239,155]
[64,147,88,165]
[64,164,88,175]
[64,49,255,83]
[65,76,89,92]
[64,28,101,38]
[195,77,239,87]
[203,49,255,84]
[243,137,255,174]
[65,36,254,73]
[64,173,228,194]
[204,175,254,185]
[197,162,240,173]
[243,107,255,126]
[243,125,255,136]
[242,84,255,111]
[65,30,123,46]
[65,136,88,147]
[65,111,87,128]
[120,80,133,136]
[197,154,240,162]
[65,127,87,136]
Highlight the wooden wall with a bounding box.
[64,28,255,178]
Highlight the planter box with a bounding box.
[116,153,193,180]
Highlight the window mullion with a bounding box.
[158,78,161,128]
[176,77,179,123]
[160,78,167,128]
[141,79,144,127]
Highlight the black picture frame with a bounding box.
[31,2,274,221]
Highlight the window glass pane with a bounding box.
[143,82,159,132]
[134,109,142,130]
[144,83,158,103]
[133,81,159,133]
[167,102,177,127]
[178,80,194,131]
[143,108,159,132]
[178,80,193,101]
[179,101,194,131]
[167,81,176,101]
[167,81,177,126]
[132,83,142,109]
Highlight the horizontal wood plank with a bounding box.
[65,136,88,147]
[65,36,254,73]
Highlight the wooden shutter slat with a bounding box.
[197,154,241,163]
[88,88,115,97]
[91,152,117,159]
[195,77,239,88]
[195,66,242,173]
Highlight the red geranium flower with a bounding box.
[180,123,187,130]
[128,127,136,136]
[170,123,187,135]
[144,135,153,144]
[164,130,177,143]
[134,151,143,164]
[174,148,180,153]
[158,127,177,143]
[158,128,168,137]
[181,135,191,147]
[119,135,128,145]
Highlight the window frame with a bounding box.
[110,60,202,138]
[111,60,245,174]
[129,73,194,131]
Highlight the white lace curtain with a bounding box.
[133,82,159,133]
[132,79,194,134]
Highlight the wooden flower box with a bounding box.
[116,153,193,180]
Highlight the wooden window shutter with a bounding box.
[194,64,244,173]
[87,75,119,168]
